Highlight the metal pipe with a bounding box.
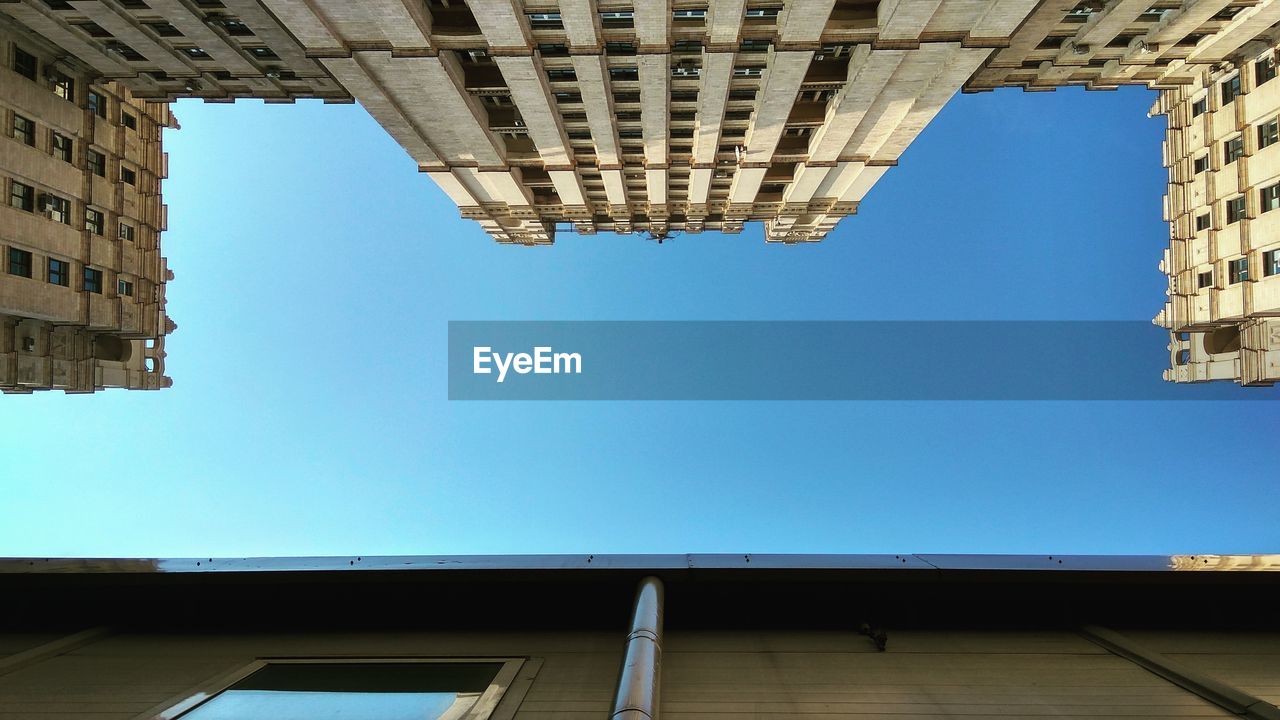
[610,576,664,720]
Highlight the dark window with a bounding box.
[117,279,134,296]
[107,42,147,61]
[51,73,74,101]
[216,18,254,36]
[1262,184,1280,213]
[88,90,108,118]
[1258,56,1277,86]
[48,258,69,287]
[9,181,34,212]
[194,0,226,6]
[537,43,568,56]
[1265,249,1280,277]
[146,21,183,37]
[1224,136,1244,164]
[1222,74,1241,105]
[553,92,582,103]
[527,12,563,28]
[74,21,113,38]
[83,266,103,293]
[605,42,636,55]
[1226,196,1246,224]
[728,89,756,100]
[1197,270,1213,288]
[609,67,638,81]
[1228,257,1249,284]
[1191,98,1207,117]
[671,90,698,101]
[1260,118,1280,149]
[734,66,764,76]
[121,166,137,185]
[87,149,106,177]
[118,0,150,7]
[1195,213,1211,231]
[46,195,71,224]
[724,110,752,120]
[745,7,780,18]
[52,133,73,163]
[1193,154,1209,174]
[121,111,137,130]
[119,223,135,242]
[41,0,73,9]
[86,208,104,235]
[15,115,37,146]
[600,10,634,28]
[567,130,592,140]
[248,47,279,60]
[182,47,212,59]
[547,68,577,81]
[613,92,640,103]
[7,248,32,278]
[13,47,37,80]
[673,40,703,53]
[739,38,770,51]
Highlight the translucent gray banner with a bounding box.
[447,321,1278,400]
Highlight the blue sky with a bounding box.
[1,86,1275,557]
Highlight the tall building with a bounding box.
[2,15,174,393]
[2,553,1279,718]
[2,0,1279,387]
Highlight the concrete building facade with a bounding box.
[2,15,174,392]
[1,554,1279,720]
[3,0,1280,386]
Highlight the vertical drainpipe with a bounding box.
[610,576,664,720]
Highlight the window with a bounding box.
[547,68,577,81]
[1198,270,1214,288]
[1262,184,1280,213]
[119,223,135,242]
[1258,56,1278,86]
[728,89,756,100]
[52,133,73,163]
[15,115,36,146]
[248,47,279,60]
[745,7,780,17]
[1196,213,1212,231]
[51,73,74,101]
[1224,136,1244,164]
[1229,257,1249,284]
[168,661,519,720]
[88,90,107,119]
[1222,74,1241,105]
[13,47,37,80]
[86,208,104,235]
[740,38,771,52]
[1226,196,1246,224]
[1260,118,1279,149]
[83,266,103,293]
[121,166,137,185]
[145,21,183,37]
[47,195,71,224]
[1193,154,1209,174]
[88,149,106,177]
[182,47,212,60]
[119,0,150,7]
[537,43,568,56]
[605,42,636,55]
[527,12,563,28]
[609,67,638,81]
[600,10,635,28]
[215,18,254,36]
[1265,249,1280,277]
[8,248,32,278]
[107,42,147,61]
[121,111,137,130]
[117,279,133,296]
[48,258,69,287]
[74,21,112,38]
[673,8,706,18]
[1191,98,1208,117]
[9,181,34,212]
[734,66,764,76]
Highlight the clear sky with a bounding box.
[1,86,1275,558]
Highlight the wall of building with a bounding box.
[1,16,173,392]
[4,628,1278,718]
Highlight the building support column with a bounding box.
[1079,625,1280,720]
[610,576,664,720]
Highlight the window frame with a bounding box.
[1262,184,1280,213]
[1228,257,1249,284]
[1221,74,1241,105]
[8,247,33,278]
[52,132,73,163]
[1223,135,1244,165]
[87,149,106,177]
[14,114,37,146]
[1258,55,1277,86]
[148,657,535,720]
[1265,249,1280,277]
[83,266,103,294]
[1259,118,1279,149]
[1226,196,1246,224]
[86,208,105,235]
[48,257,69,287]
[88,90,108,119]
[13,46,38,80]
[9,181,35,212]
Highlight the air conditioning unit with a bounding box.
[814,54,825,61]
[38,193,54,211]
